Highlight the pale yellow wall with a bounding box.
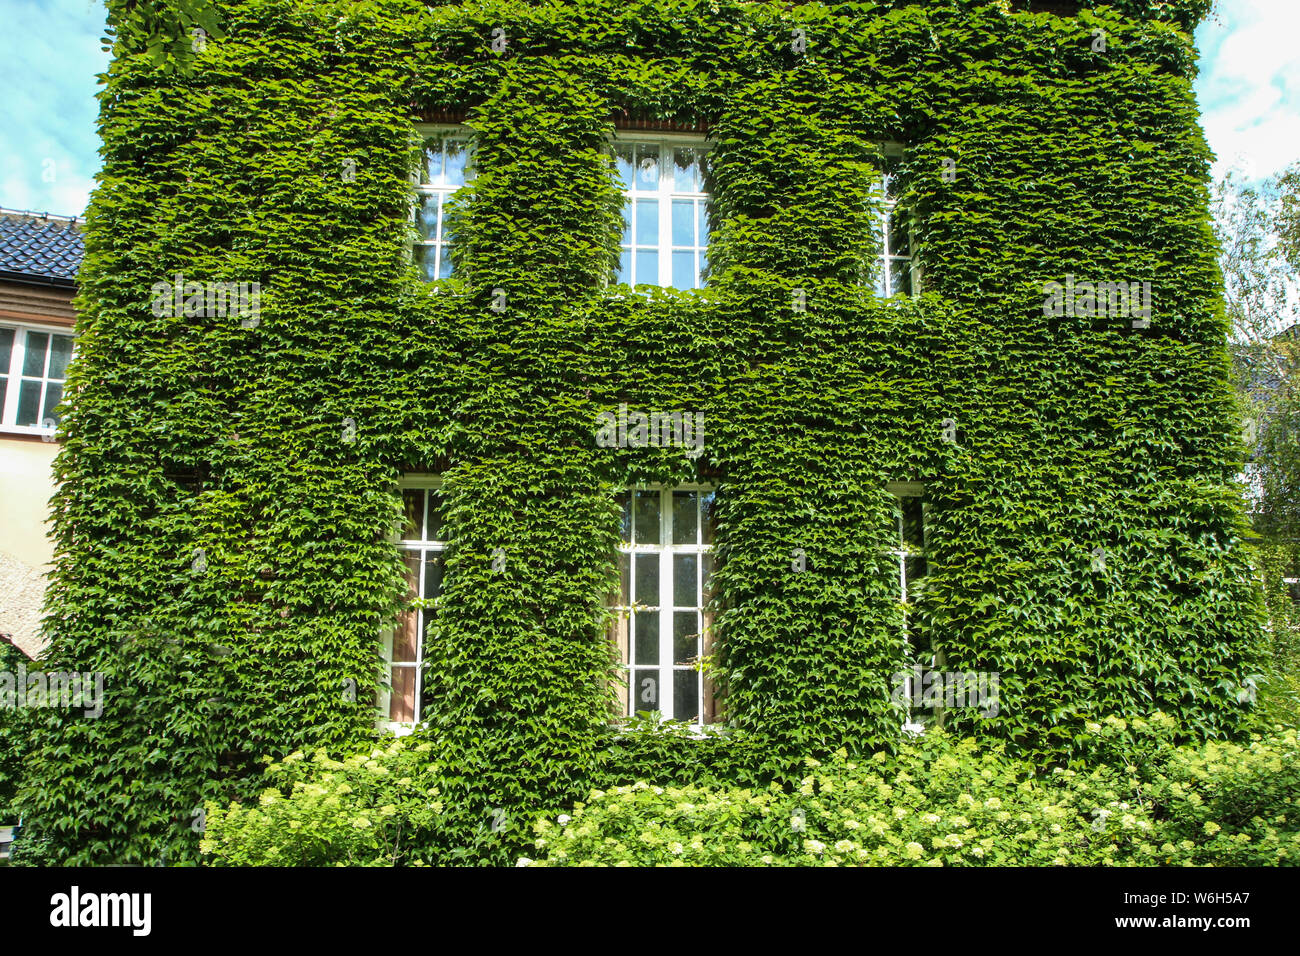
[0,436,59,657]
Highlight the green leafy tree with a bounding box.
[1216,160,1300,722]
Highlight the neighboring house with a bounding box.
[0,209,81,660]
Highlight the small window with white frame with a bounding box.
[612,136,711,290]
[412,129,472,282]
[871,145,920,298]
[382,477,446,729]
[886,481,930,728]
[0,323,73,435]
[610,485,717,723]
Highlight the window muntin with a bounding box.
[384,480,446,726]
[613,138,710,290]
[413,132,471,282]
[0,323,73,434]
[611,485,717,723]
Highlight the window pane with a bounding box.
[673,553,698,606]
[673,611,698,663]
[620,206,632,246]
[22,332,49,377]
[889,216,910,257]
[615,144,634,190]
[671,199,694,247]
[634,610,659,665]
[427,492,446,541]
[672,491,698,545]
[905,556,928,599]
[633,670,659,712]
[423,552,444,601]
[414,245,439,282]
[41,382,63,424]
[890,259,912,297]
[416,195,440,240]
[422,140,444,185]
[402,550,421,600]
[673,669,699,722]
[616,491,632,542]
[389,666,417,722]
[0,327,14,373]
[617,249,631,284]
[697,203,709,246]
[699,249,708,286]
[673,147,702,192]
[884,161,903,199]
[402,489,424,538]
[438,247,453,280]
[635,250,658,285]
[618,552,630,605]
[443,142,467,187]
[613,614,630,668]
[634,490,660,544]
[635,198,658,246]
[701,490,717,544]
[634,553,659,605]
[393,608,419,663]
[16,380,41,425]
[672,251,695,290]
[902,496,924,548]
[635,145,659,188]
[0,379,6,413]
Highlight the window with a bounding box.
[874,152,918,298]
[613,138,710,290]
[0,324,73,434]
[887,482,930,729]
[611,486,717,723]
[383,479,446,726]
[413,131,471,281]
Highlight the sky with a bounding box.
[0,0,1296,218]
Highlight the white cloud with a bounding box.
[1196,0,1300,182]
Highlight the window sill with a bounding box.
[0,424,58,441]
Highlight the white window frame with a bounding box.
[380,475,445,733]
[611,133,711,290]
[0,320,74,437]
[411,125,473,283]
[874,142,921,299]
[612,483,716,725]
[886,481,929,733]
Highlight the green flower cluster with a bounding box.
[201,738,444,866]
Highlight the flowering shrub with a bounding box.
[524,734,1151,867]
[1141,731,1300,866]
[524,722,1300,867]
[196,716,1299,867]
[200,737,444,866]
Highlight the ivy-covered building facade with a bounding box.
[16,0,1263,864]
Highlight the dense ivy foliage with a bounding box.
[19,0,1261,865]
[0,640,32,821]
